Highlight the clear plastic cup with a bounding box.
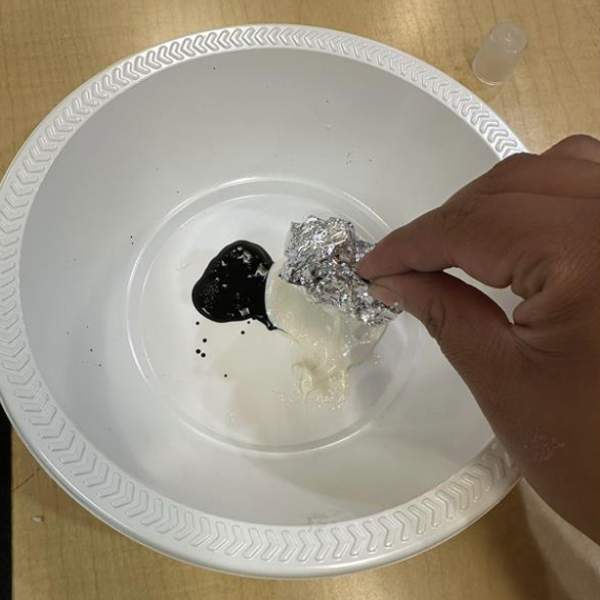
[472,23,528,85]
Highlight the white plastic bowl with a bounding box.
[0,25,522,577]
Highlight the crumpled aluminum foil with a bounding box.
[279,216,401,326]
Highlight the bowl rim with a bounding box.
[0,24,523,578]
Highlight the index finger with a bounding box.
[358,192,565,290]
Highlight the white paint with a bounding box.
[266,259,385,404]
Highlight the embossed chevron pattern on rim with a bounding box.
[0,25,522,577]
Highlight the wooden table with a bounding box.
[3,0,599,598]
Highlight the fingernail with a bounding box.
[369,284,403,311]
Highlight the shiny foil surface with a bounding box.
[279,216,401,326]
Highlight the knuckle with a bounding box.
[420,295,449,342]
[560,134,600,153]
[441,193,487,236]
[550,134,600,163]
[551,244,599,291]
[496,152,535,171]
[481,153,536,192]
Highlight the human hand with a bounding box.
[359,135,600,543]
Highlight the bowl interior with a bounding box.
[19,48,514,526]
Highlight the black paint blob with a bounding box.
[192,241,275,330]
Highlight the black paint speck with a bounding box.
[195,349,201,355]
[202,338,207,343]
[90,348,93,353]
[85,325,89,329]
[241,331,245,335]
[201,352,206,358]
[98,363,102,367]
[224,374,228,378]
[195,321,200,326]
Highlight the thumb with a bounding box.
[371,271,518,399]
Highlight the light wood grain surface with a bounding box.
[3,0,599,598]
